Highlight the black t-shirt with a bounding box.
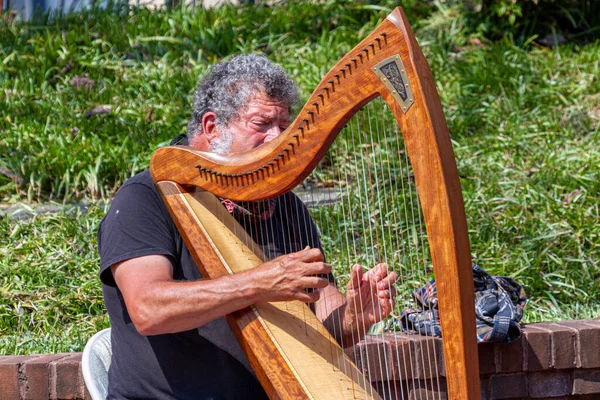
[98,155,324,399]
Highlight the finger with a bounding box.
[274,248,324,269]
[377,271,399,290]
[293,247,325,263]
[373,263,390,281]
[362,264,385,284]
[369,270,379,292]
[296,289,320,303]
[302,261,332,276]
[301,276,330,290]
[379,297,394,316]
[347,264,364,289]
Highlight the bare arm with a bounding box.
[112,247,331,336]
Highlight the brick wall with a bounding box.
[1,320,599,399]
[0,353,89,399]
[354,319,600,399]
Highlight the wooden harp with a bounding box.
[150,7,480,399]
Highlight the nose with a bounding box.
[263,125,282,143]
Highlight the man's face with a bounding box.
[222,91,290,153]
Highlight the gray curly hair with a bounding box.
[186,54,300,139]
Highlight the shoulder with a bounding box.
[100,169,171,233]
[106,170,169,215]
[98,169,179,284]
[116,170,157,199]
[278,191,307,211]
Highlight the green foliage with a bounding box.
[0,0,430,202]
[0,206,109,354]
[458,0,600,43]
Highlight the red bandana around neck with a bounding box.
[219,198,277,221]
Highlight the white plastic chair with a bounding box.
[82,328,112,400]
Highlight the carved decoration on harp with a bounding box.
[151,6,480,400]
[372,55,415,113]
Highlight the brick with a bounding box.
[51,354,84,400]
[355,336,393,382]
[478,342,496,374]
[530,397,571,400]
[528,371,572,398]
[479,375,490,400]
[523,325,551,371]
[22,354,70,400]
[573,369,600,395]
[84,384,92,400]
[556,320,600,368]
[496,336,524,373]
[581,319,600,328]
[402,334,444,379]
[386,333,444,380]
[344,344,356,359]
[407,377,447,400]
[489,373,528,399]
[434,336,446,377]
[531,323,576,369]
[533,396,600,400]
[569,395,600,400]
[374,380,409,399]
[0,355,37,400]
[386,333,418,381]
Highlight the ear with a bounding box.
[201,112,218,141]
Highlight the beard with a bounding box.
[210,125,233,154]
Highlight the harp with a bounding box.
[150,7,480,399]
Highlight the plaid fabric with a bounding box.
[391,264,526,343]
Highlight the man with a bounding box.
[98,54,398,399]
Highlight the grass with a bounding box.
[0,0,428,202]
[1,1,599,354]
[0,205,109,354]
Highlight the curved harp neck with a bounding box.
[150,7,423,202]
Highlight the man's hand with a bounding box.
[342,263,398,340]
[247,247,332,303]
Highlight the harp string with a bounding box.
[365,102,394,397]
[321,140,346,382]
[295,97,442,398]
[399,132,438,396]
[388,101,416,398]
[371,99,400,398]
[335,131,361,396]
[325,171,355,376]
[413,140,442,399]
[388,118,419,396]
[376,102,403,399]
[388,101,422,398]
[361,101,395,397]
[376,98,412,398]
[394,110,428,397]
[228,96,441,398]
[289,193,312,335]
[349,115,378,398]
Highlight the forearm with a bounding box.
[132,272,261,336]
[316,284,368,348]
[113,249,331,336]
